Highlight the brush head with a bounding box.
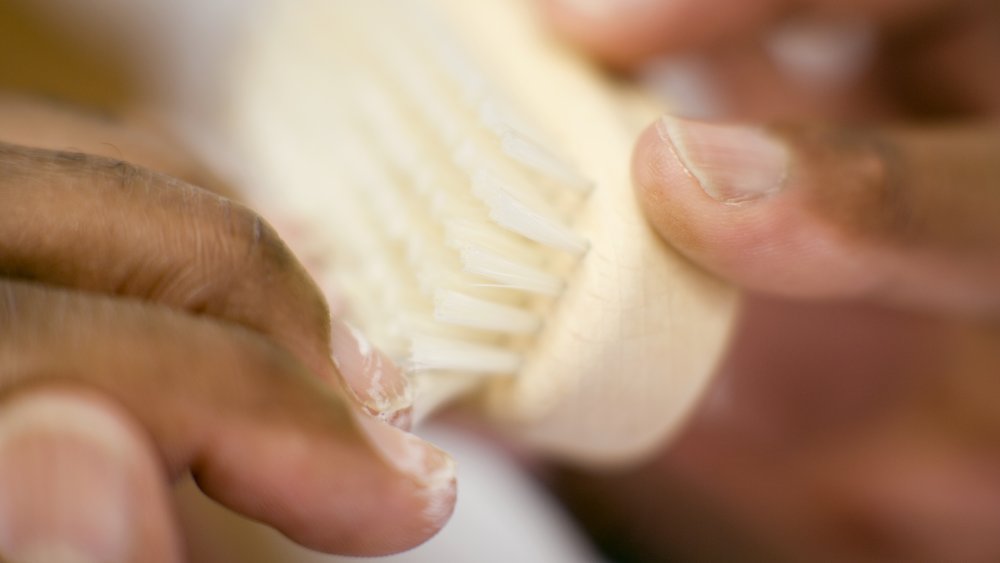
[229,0,737,465]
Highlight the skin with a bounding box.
[0,96,454,561]
[541,0,1000,561]
[2,1,996,559]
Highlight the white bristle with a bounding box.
[458,246,565,295]
[410,335,523,374]
[444,218,540,260]
[500,130,594,193]
[471,170,590,255]
[434,290,541,333]
[242,0,593,380]
[479,98,547,144]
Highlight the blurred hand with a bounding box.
[545,0,1000,119]
[542,1,1000,562]
[0,96,454,563]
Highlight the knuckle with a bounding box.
[193,203,331,339]
[203,203,304,299]
[231,205,296,274]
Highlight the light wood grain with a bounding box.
[436,0,738,464]
[228,0,738,466]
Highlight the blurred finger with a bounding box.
[633,117,1000,315]
[0,95,227,194]
[0,390,181,563]
[542,0,783,67]
[0,280,454,556]
[0,142,334,384]
[542,0,963,68]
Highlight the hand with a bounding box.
[0,96,454,563]
[541,1,1000,562]
[545,0,1000,119]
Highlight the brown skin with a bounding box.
[541,0,1000,561]
[0,97,453,560]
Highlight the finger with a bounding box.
[0,95,232,197]
[0,280,455,556]
[541,0,960,68]
[0,390,181,563]
[542,0,783,67]
[633,117,1000,315]
[651,41,875,121]
[0,142,335,386]
[0,101,409,419]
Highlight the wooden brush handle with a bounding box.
[439,0,739,465]
[227,0,739,467]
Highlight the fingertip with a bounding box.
[345,414,458,555]
[632,117,882,299]
[194,400,455,557]
[632,118,724,253]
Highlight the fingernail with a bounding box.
[765,18,875,90]
[642,56,726,119]
[657,116,789,203]
[331,321,413,425]
[0,395,133,563]
[353,412,456,492]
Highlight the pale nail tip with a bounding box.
[642,58,726,119]
[369,391,416,427]
[381,406,414,431]
[416,459,458,530]
[421,486,457,531]
[422,451,458,491]
[655,116,689,151]
[355,412,456,488]
[403,434,457,490]
[0,394,135,462]
[362,379,413,414]
[766,19,876,89]
[344,322,373,358]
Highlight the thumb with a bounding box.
[633,117,1000,316]
[0,390,181,563]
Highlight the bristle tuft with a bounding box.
[242,0,593,379]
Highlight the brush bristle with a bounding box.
[236,0,592,382]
